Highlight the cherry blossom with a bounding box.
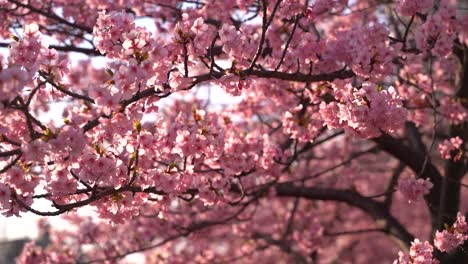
[434,230,464,252]
[397,177,433,203]
[438,136,464,161]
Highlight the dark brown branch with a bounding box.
[282,197,300,238]
[8,97,45,139]
[274,183,414,247]
[383,162,405,209]
[0,149,21,158]
[248,68,355,82]
[20,183,197,216]
[38,71,95,103]
[374,133,443,231]
[289,145,380,183]
[82,68,355,132]
[183,42,190,76]
[325,228,386,237]
[405,122,427,155]
[0,42,101,56]
[248,0,282,70]
[275,14,301,71]
[0,154,22,174]
[0,134,21,146]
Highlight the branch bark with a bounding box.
[0,42,101,56]
[374,134,443,232]
[274,183,414,248]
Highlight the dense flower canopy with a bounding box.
[0,0,468,263]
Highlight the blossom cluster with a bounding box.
[397,177,433,203]
[434,212,468,252]
[282,104,323,142]
[8,23,45,71]
[93,11,137,58]
[395,213,468,263]
[320,82,407,138]
[438,136,464,161]
[394,239,439,264]
[16,241,75,264]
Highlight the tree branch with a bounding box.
[274,183,414,248]
[374,133,443,231]
[0,42,101,56]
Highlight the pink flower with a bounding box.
[169,70,193,91]
[397,177,433,203]
[439,98,468,125]
[320,82,406,138]
[415,14,454,57]
[454,212,468,235]
[282,104,324,142]
[191,17,207,33]
[395,239,439,264]
[410,239,438,264]
[93,11,135,58]
[122,30,147,55]
[0,66,29,101]
[8,23,46,71]
[319,101,342,128]
[89,86,120,115]
[394,251,410,264]
[21,140,48,162]
[431,211,468,252]
[434,230,464,252]
[438,136,463,161]
[24,23,40,37]
[16,242,47,264]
